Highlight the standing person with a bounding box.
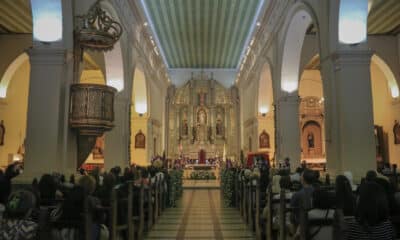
[289,169,315,236]
[333,175,357,239]
[0,190,38,240]
[0,163,23,206]
[344,182,395,240]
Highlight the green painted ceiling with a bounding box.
[144,0,261,69]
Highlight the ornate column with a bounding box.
[104,95,130,169]
[321,50,376,180]
[275,94,301,171]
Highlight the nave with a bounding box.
[145,189,254,240]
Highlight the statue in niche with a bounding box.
[307,133,315,148]
[0,120,4,146]
[197,124,206,142]
[191,126,197,144]
[197,109,207,125]
[217,120,222,135]
[182,120,188,136]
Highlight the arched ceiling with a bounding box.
[141,0,262,69]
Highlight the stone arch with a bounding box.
[370,54,400,165]
[279,3,321,93]
[371,54,399,98]
[0,52,29,98]
[0,52,31,167]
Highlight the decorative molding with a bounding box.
[27,48,67,65]
[244,117,258,128]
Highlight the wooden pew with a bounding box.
[132,182,145,240]
[247,180,253,227]
[110,182,133,240]
[235,171,240,209]
[265,184,273,240]
[254,179,261,240]
[145,181,154,230]
[243,180,249,223]
[153,177,159,224]
[278,188,287,240]
[239,178,244,217]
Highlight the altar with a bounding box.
[183,163,220,180]
[166,74,240,163]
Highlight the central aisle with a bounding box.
[145,189,255,239]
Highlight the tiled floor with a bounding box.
[145,189,255,240]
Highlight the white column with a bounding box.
[104,95,130,170]
[20,47,77,182]
[275,94,301,171]
[322,50,376,180]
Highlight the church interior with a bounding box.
[0,0,400,239]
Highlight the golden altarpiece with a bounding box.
[165,74,240,161]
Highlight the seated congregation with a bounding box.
[221,161,400,240]
[0,161,183,240]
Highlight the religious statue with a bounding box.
[216,120,223,136]
[0,120,5,146]
[393,120,400,144]
[307,133,315,148]
[191,126,197,144]
[182,120,188,136]
[197,109,206,124]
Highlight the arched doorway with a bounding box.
[370,54,400,168]
[301,120,322,159]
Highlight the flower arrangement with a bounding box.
[243,169,252,180]
[251,167,261,179]
[167,169,183,207]
[190,171,216,180]
[220,168,236,207]
[153,159,163,169]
